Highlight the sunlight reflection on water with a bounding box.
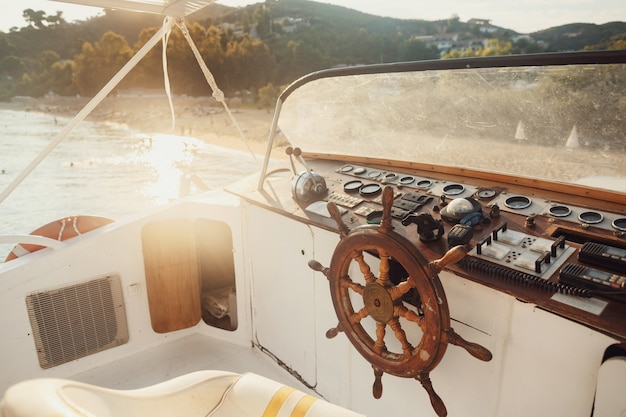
[0,109,260,259]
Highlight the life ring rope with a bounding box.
[57,217,82,240]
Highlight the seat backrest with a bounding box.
[210,372,366,417]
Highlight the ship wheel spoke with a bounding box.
[376,252,391,287]
[394,303,425,330]
[387,280,413,301]
[350,306,370,325]
[352,250,377,284]
[374,322,387,355]
[339,275,364,295]
[388,318,414,357]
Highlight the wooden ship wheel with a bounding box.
[309,186,492,417]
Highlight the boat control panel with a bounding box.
[233,155,626,339]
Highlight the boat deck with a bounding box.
[69,333,315,394]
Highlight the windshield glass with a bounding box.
[276,56,626,194]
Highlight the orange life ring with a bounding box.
[4,215,114,262]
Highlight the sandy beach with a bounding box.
[1,93,276,156]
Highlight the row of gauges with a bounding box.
[339,164,434,190]
[339,164,471,196]
[490,193,626,232]
[552,209,626,232]
[338,164,626,233]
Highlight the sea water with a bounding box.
[0,109,261,259]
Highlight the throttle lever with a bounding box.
[292,147,323,191]
[288,147,328,203]
[402,212,444,242]
[285,146,297,174]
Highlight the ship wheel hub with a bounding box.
[363,282,395,323]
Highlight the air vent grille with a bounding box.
[26,275,129,369]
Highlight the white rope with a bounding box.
[174,18,259,164]
[162,17,176,130]
[0,18,176,205]
[72,216,81,235]
[58,219,66,240]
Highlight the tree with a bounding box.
[22,9,48,29]
[242,9,251,34]
[281,39,331,80]
[48,60,77,96]
[45,11,67,27]
[224,35,275,93]
[478,39,512,56]
[258,82,280,109]
[21,9,65,29]
[73,31,133,96]
[442,39,512,59]
[12,50,69,97]
[0,56,25,79]
[253,5,272,39]
[398,38,439,61]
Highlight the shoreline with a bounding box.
[0,94,276,156]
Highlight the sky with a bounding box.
[1,0,625,34]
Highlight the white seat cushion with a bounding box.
[0,371,365,417]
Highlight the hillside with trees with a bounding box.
[0,0,625,103]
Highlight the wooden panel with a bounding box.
[142,220,201,333]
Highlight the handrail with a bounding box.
[0,235,67,249]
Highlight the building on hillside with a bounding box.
[468,18,499,34]
[412,33,461,54]
[412,33,488,56]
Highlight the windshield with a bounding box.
[275,52,626,194]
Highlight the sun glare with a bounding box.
[136,134,195,205]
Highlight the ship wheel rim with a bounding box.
[328,226,450,378]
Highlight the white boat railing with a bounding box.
[0,235,66,249]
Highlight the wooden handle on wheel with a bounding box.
[445,328,493,362]
[327,202,350,237]
[416,373,447,417]
[308,259,329,277]
[429,245,467,274]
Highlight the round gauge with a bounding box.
[367,170,382,179]
[383,172,397,181]
[353,167,366,175]
[477,189,497,200]
[359,183,382,197]
[399,176,415,185]
[578,211,603,224]
[504,195,532,209]
[340,165,354,173]
[611,217,626,231]
[343,180,363,193]
[417,179,432,189]
[548,205,571,217]
[442,184,465,196]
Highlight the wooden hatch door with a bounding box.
[142,219,201,333]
